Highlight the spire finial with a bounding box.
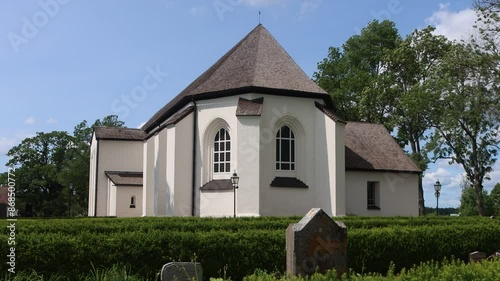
[259,11,261,25]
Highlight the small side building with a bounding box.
[88,127,145,217]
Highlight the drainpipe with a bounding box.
[191,100,198,216]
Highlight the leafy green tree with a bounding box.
[7,131,73,216]
[4,115,125,217]
[427,42,500,216]
[314,20,401,124]
[490,183,500,216]
[385,26,450,215]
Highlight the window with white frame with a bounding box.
[367,181,380,209]
[213,128,231,174]
[276,125,295,171]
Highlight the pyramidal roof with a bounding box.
[142,24,328,132]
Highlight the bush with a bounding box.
[1,217,499,280]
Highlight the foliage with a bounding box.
[426,41,500,216]
[2,217,500,280]
[3,115,124,217]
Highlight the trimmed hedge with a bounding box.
[1,217,499,280]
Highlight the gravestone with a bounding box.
[286,208,347,278]
[469,251,487,263]
[160,262,203,281]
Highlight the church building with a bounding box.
[88,25,421,218]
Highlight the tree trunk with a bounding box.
[474,179,485,216]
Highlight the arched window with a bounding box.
[276,125,295,171]
[213,128,231,173]
[130,196,136,208]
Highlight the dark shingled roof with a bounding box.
[142,24,329,132]
[105,171,143,186]
[345,122,421,173]
[94,127,147,141]
[200,180,233,191]
[315,102,346,123]
[236,97,264,116]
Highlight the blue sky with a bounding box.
[1,0,497,208]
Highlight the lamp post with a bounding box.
[230,171,239,218]
[434,180,442,216]
[68,182,73,217]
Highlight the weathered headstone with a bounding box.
[286,208,347,278]
[160,262,203,281]
[469,251,487,263]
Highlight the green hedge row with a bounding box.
[243,259,500,281]
[2,218,500,280]
[7,216,498,236]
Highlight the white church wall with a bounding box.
[94,139,143,216]
[156,129,168,216]
[107,180,117,216]
[88,134,98,216]
[173,113,194,216]
[143,137,155,216]
[236,116,260,216]
[346,171,419,216]
[199,190,234,217]
[259,95,326,216]
[116,186,142,217]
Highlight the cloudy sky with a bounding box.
[0,0,496,208]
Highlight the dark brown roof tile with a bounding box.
[105,171,143,186]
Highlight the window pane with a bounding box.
[276,139,280,161]
[282,140,290,162]
[215,132,220,141]
[219,163,224,172]
[220,142,225,151]
[214,143,219,152]
[282,126,290,138]
[226,152,230,161]
[214,153,219,162]
[291,140,295,162]
[220,152,224,161]
[282,163,290,170]
[225,163,230,172]
[214,163,219,173]
[276,163,280,170]
[291,130,295,138]
[226,141,230,150]
[225,131,230,140]
[291,164,295,170]
[276,129,281,138]
[220,129,225,141]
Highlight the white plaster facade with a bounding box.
[88,24,420,218]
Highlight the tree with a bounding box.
[4,115,125,217]
[490,183,500,216]
[314,20,401,124]
[426,42,500,216]
[6,131,73,216]
[385,27,450,215]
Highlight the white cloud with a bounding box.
[46,118,58,124]
[24,117,35,125]
[300,0,322,18]
[425,3,478,41]
[189,5,206,16]
[242,0,285,7]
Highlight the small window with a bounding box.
[214,128,231,174]
[367,182,380,209]
[276,126,295,171]
[130,196,136,208]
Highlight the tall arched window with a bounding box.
[276,125,295,171]
[214,128,231,173]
